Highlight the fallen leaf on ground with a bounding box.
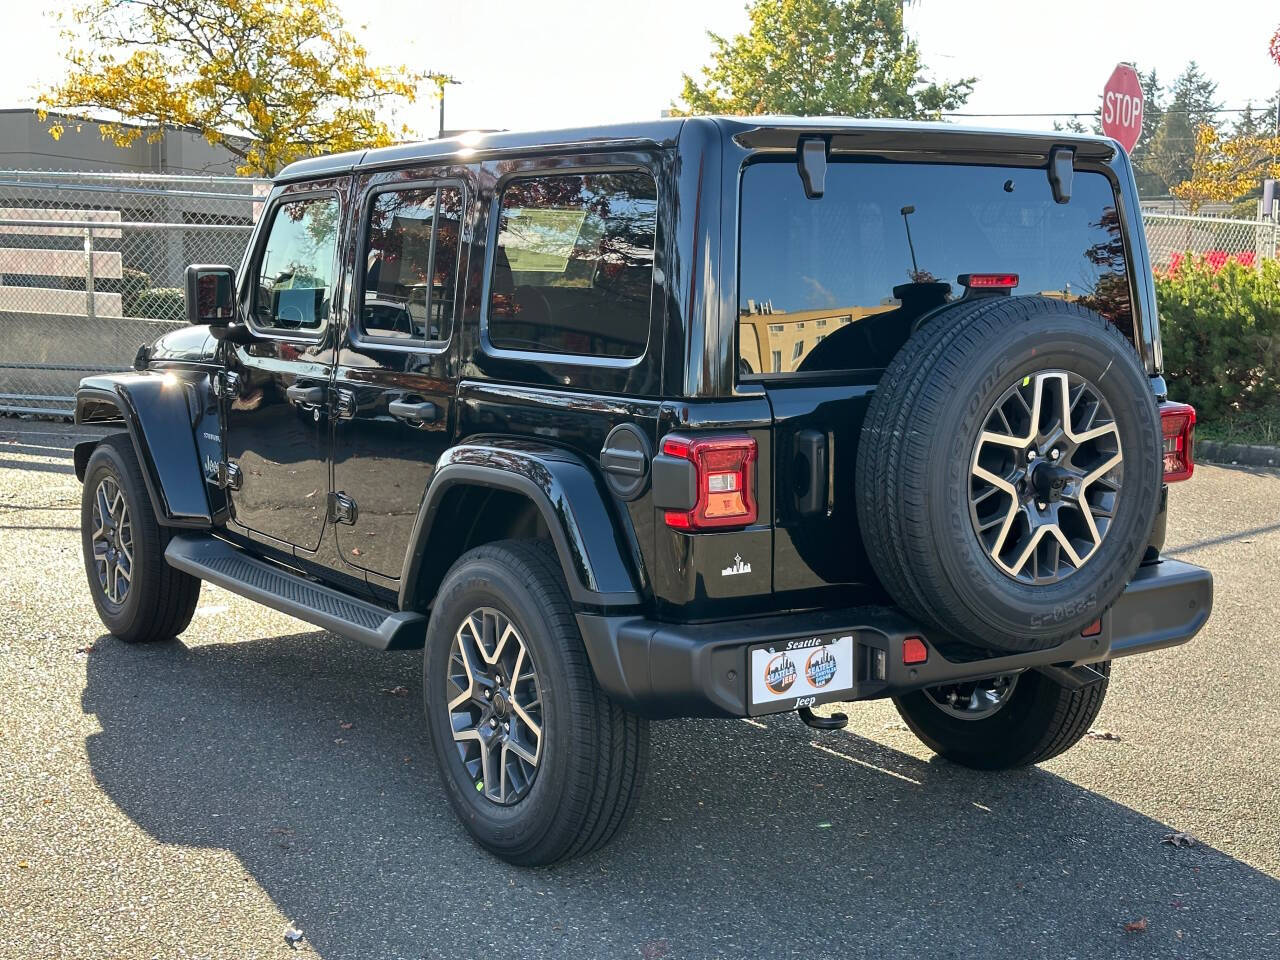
[1162,832,1199,848]
[339,721,353,730]
[74,644,94,657]
[1123,918,1148,934]
[1086,728,1121,741]
[382,685,409,697]
[351,547,362,556]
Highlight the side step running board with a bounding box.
[164,534,426,651]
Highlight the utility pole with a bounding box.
[430,74,461,139]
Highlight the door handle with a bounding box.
[286,384,326,404]
[794,429,829,516]
[388,399,439,423]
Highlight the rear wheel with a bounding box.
[80,435,201,643]
[424,539,649,865]
[893,662,1111,769]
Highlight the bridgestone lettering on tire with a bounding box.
[855,297,1161,653]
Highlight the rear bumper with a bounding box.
[577,558,1213,719]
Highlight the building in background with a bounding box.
[0,108,242,174]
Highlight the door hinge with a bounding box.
[329,491,358,525]
[216,460,243,491]
[215,370,241,399]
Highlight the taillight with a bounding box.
[1160,401,1196,483]
[661,434,757,530]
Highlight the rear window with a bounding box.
[487,171,657,359]
[738,160,1133,379]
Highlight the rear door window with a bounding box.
[738,161,1133,378]
[360,185,463,344]
[487,170,657,359]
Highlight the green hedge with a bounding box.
[1156,257,1280,420]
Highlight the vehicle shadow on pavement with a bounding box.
[82,630,1278,960]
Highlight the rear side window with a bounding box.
[252,195,340,333]
[738,161,1133,378]
[361,185,463,343]
[488,171,657,359]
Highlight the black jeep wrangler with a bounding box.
[74,118,1213,866]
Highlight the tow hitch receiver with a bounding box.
[798,705,848,731]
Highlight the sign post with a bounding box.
[1102,63,1145,153]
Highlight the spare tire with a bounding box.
[855,296,1161,653]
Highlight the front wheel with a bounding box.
[80,435,201,643]
[893,661,1111,770]
[423,540,649,865]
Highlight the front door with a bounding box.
[330,175,466,581]
[224,183,347,552]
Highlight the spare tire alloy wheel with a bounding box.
[90,476,133,606]
[970,370,1123,585]
[855,298,1161,652]
[447,607,543,805]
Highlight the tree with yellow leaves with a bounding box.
[1171,124,1280,214]
[39,0,435,176]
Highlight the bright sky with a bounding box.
[2,1,1278,136]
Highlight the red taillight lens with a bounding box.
[662,434,757,530]
[958,273,1019,289]
[1160,401,1196,483]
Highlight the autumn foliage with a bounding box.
[39,0,428,175]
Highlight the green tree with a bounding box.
[1130,68,1167,196]
[39,0,432,176]
[673,0,974,119]
[1147,62,1222,199]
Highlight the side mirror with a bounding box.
[185,265,237,327]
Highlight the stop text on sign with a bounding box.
[1103,91,1142,130]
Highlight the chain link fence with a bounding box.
[0,170,267,416]
[1142,212,1280,274]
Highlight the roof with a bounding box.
[274,115,1118,184]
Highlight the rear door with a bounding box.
[737,157,1138,602]
[224,181,347,552]
[329,173,468,583]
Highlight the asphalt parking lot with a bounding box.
[0,418,1276,960]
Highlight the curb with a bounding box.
[1197,439,1280,468]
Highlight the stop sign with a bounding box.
[1101,63,1144,153]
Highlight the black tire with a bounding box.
[80,434,201,643]
[893,661,1111,770]
[423,539,649,866]
[856,297,1161,653]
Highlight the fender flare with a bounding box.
[399,440,643,611]
[74,372,212,528]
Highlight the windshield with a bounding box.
[737,160,1132,380]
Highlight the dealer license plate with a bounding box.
[749,634,856,713]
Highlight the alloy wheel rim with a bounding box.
[926,673,1019,721]
[969,369,1123,585]
[90,476,133,605]
[446,607,543,805]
